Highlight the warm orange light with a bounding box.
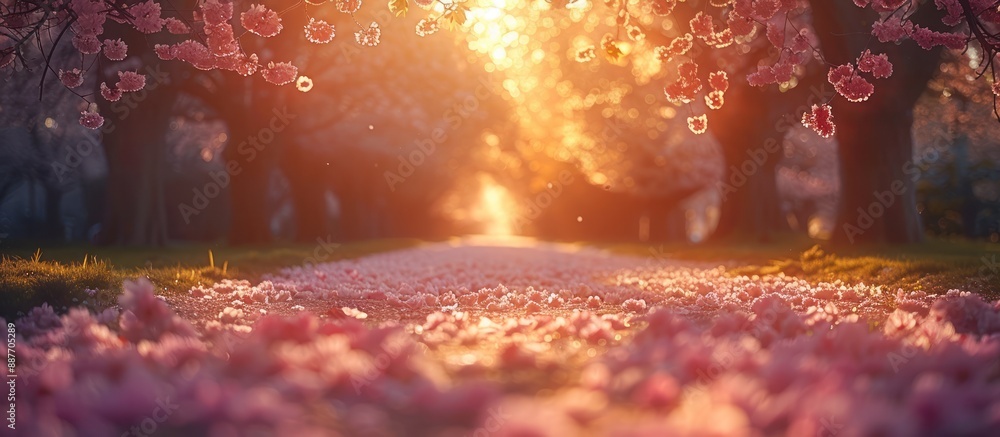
[474,175,517,236]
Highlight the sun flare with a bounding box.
[474,175,517,236]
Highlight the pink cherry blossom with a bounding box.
[261,61,298,85]
[355,22,381,47]
[102,38,127,61]
[728,10,755,37]
[71,12,106,35]
[857,50,893,79]
[304,18,335,44]
[172,40,215,70]
[164,17,190,34]
[214,51,259,76]
[200,0,234,26]
[650,0,676,16]
[747,64,777,86]
[827,63,855,85]
[116,70,146,92]
[241,4,283,37]
[802,104,836,138]
[129,0,164,34]
[705,90,725,110]
[205,23,239,56]
[154,44,176,60]
[911,26,966,50]
[688,11,716,39]
[416,19,439,37]
[100,82,122,101]
[72,34,101,54]
[58,68,84,88]
[708,71,729,92]
[836,74,875,102]
[118,279,195,342]
[337,0,363,14]
[79,110,104,129]
[871,18,913,43]
[687,114,708,134]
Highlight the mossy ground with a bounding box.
[0,239,422,319]
[604,235,1000,304]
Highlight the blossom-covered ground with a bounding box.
[10,239,1000,436]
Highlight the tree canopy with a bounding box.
[4,0,1000,135]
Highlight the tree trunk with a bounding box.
[708,85,790,242]
[43,182,62,239]
[213,77,295,245]
[282,142,330,242]
[832,109,923,244]
[93,21,178,246]
[810,0,945,244]
[96,86,174,246]
[222,120,276,245]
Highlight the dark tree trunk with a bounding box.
[833,109,923,244]
[335,189,368,241]
[708,85,790,242]
[811,0,946,245]
[282,142,330,242]
[96,84,174,246]
[42,182,62,238]
[209,77,297,245]
[222,119,277,245]
[92,21,181,246]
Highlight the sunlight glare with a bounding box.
[475,176,517,236]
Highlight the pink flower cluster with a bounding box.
[802,104,836,138]
[305,18,336,44]
[240,4,283,38]
[654,33,694,63]
[828,64,875,103]
[53,0,316,128]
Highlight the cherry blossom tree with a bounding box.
[5,0,1000,243]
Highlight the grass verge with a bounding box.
[603,236,1000,302]
[0,239,422,319]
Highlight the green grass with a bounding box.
[0,239,423,320]
[604,236,1000,302]
[3,236,998,320]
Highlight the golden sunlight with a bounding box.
[473,174,517,235]
[466,0,522,66]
